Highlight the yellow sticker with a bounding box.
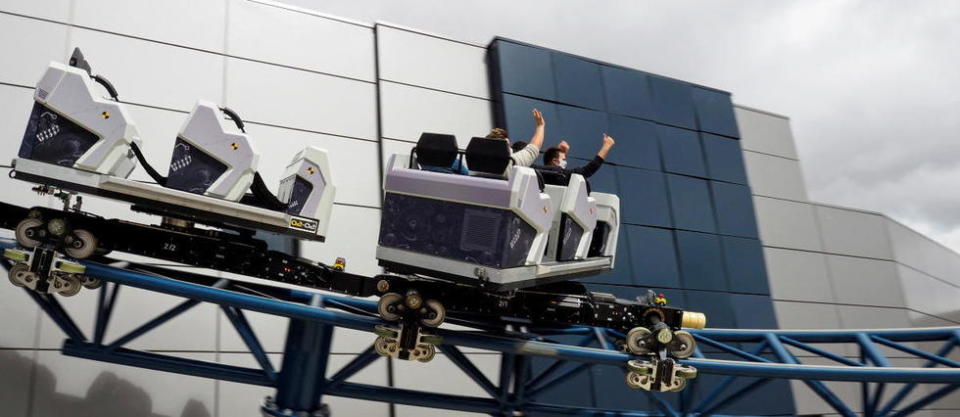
[230,143,240,150]
[100,111,110,119]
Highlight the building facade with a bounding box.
[0,1,957,416]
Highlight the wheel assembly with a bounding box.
[404,290,423,310]
[82,276,103,289]
[670,330,696,359]
[669,377,687,392]
[374,336,399,356]
[625,371,647,390]
[65,229,98,259]
[420,299,445,327]
[412,343,436,363]
[15,218,43,248]
[54,275,83,297]
[8,263,29,287]
[377,292,403,321]
[625,327,652,355]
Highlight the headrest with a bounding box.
[536,167,570,186]
[466,137,512,176]
[415,133,458,167]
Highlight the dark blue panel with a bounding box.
[692,87,740,138]
[586,160,618,194]
[686,353,794,415]
[710,181,759,238]
[501,94,558,151]
[528,358,594,407]
[666,174,716,233]
[625,225,680,289]
[555,105,608,160]
[722,236,770,295]
[702,133,747,185]
[552,53,605,110]
[657,124,706,178]
[580,225,633,286]
[675,231,727,292]
[601,65,655,120]
[605,115,661,170]
[731,294,778,329]
[746,368,797,416]
[683,290,736,328]
[492,40,556,100]
[649,76,696,129]
[618,167,671,228]
[591,365,652,411]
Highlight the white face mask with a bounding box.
[558,159,568,169]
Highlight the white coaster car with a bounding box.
[376,133,620,290]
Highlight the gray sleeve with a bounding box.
[511,143,540,167]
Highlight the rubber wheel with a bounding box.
[670,377,687,392]
[374,336,391,356]
[58,276,82,297]
[65,229,97,259]
[625,371,647,390]
[47,218,67,236]
[626,359,652,375]
[415,344,436,363]
[626,327,652,355]
[377,292,403,321]
[8,264,28,288]
[82,277,103,289]
[420,299,445,328]
[15,218,43,248]
[671,330,696,359]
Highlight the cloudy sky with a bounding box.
[292,0,960,249]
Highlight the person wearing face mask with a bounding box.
[539,133,615,179]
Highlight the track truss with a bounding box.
[1,242,959,416]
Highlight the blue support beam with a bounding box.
[26,289,87,341]
[439,345,500,399]
[326,344,381,389]
[272,295,334,415]
[62,339,274,386]
[93,282,119,344]
[223,305,277,381]
[8,253,960,417]
[877,337,958,416]
[765,333,857,417]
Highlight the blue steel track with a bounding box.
[2,240,958,417]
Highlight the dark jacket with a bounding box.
[534,156,605,188]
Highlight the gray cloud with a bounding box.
[290,0,960,248]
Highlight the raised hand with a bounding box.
[532,108,545,127]
[603,134,615,147]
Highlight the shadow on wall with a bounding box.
[0,350,211,417]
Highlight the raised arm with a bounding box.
[529,108,545,148]
[572,134,616,177]
[596,133,615,159]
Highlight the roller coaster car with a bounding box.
[9,49,336,242]
[4,50,705,392]
[376,133,621,291]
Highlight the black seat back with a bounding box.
[536,166,570,186]
[414,133,458,168]
[466,137,511,177]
